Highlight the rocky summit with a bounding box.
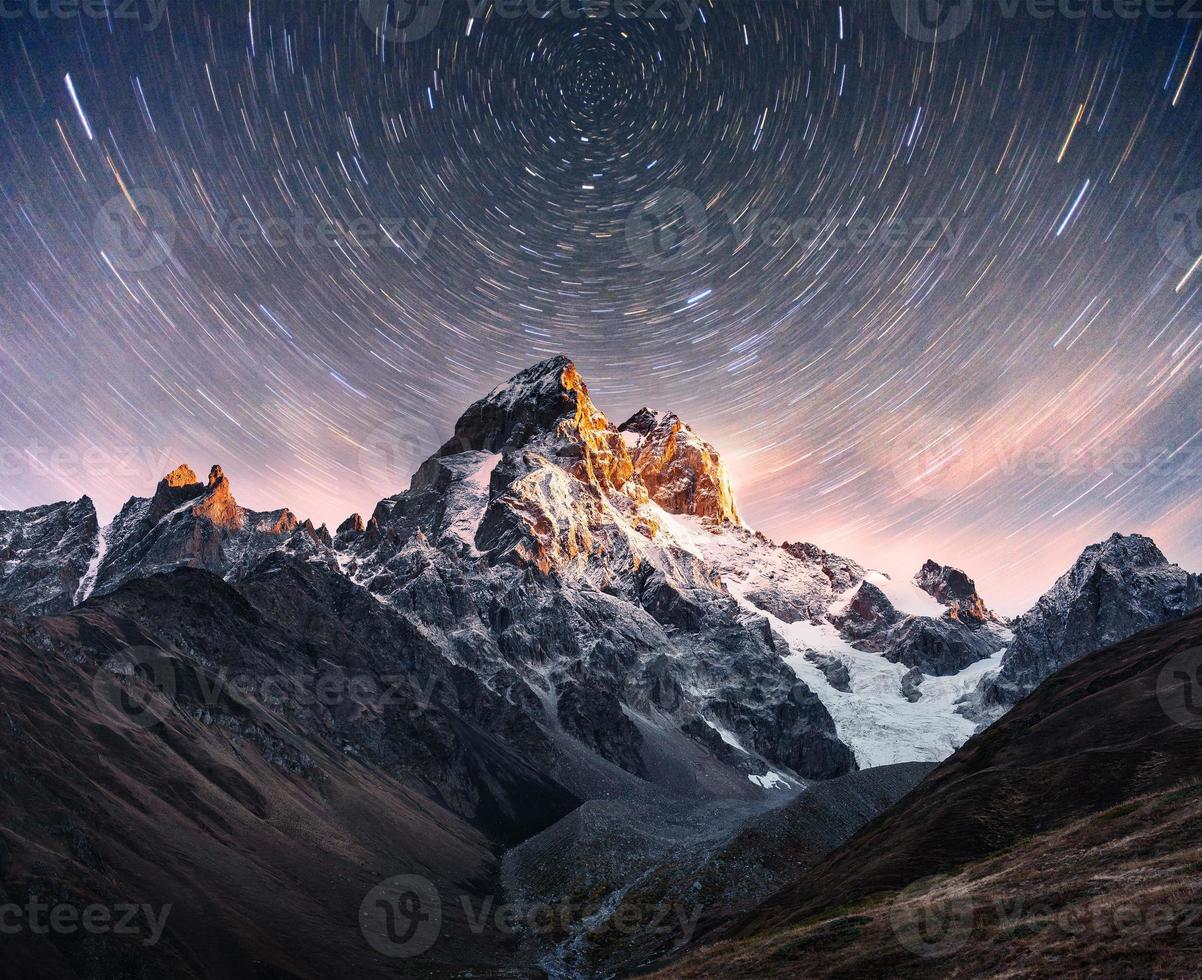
[962,532,1202,724]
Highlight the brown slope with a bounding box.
[0,609,518,980]
[647,606,1202,978]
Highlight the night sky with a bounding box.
[2,0,1201,612]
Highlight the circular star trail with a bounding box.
[2,0,1202,610]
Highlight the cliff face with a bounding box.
[0,496,98,614]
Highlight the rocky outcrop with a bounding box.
[827,575,1005,675]
[92,463,331,598]
[883,614,1002,676]
[805,651,852,692]
[914,558,998,626]
[781,541,864,595]
[965,532,1202,721]
[900,667,924,702]
[0,497,98,614]
[829,581,902,651]
[620,408,742,525]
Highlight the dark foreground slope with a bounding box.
[0,575,576,979]
[650,608,1202,979]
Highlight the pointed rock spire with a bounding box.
[914,559,996,626]
[193,464,242,529]
[619,409,742,526]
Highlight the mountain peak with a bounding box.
[1087,531,1167,566]
[441,355,588,455]
[913,558,995,626]
[620,408,742,526]
[967,530,1202,719]
[195,464,241,529]
[163,464,199,488]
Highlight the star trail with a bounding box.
[2,0,1202,610]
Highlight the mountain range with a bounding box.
[2,355,1200,978]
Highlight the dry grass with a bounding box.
[647,782,1202,979]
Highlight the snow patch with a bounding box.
[729,592,1003,768]
[748,771,790,790]
[864,570,947,618]
[73,522,108,604]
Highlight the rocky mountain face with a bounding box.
[333,355,854,787]
[619,407,742,525]
[913,558,1000,627]
[0,496,98,614]
[8,358,1189,792]
[86,462,334,602]
[963,532,1202,723]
